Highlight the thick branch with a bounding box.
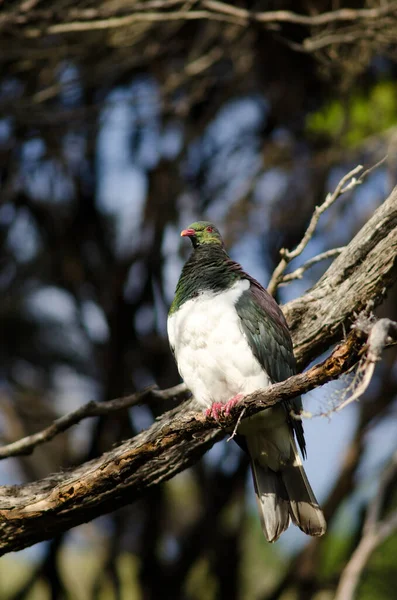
[0,330,363,555]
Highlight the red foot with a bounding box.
[224,393,243,415]
[205,402,224,420]
[205,394,244,420]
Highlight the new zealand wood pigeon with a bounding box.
[168,221,326,542]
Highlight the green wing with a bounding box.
[235,279,306,458]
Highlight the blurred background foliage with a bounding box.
[0,0,396,598]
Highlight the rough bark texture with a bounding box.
[0,186,396,555]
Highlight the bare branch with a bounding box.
[203,1,397,27]
[335,451,397,600]
[267,165,364,295]
[0,384,189,460]
[283,183,397,366]
[279,247,345,286]
[24,10,243,37]
[14,1,397,37]
[17,0,397,37]
[227,407,247,442]
[337,318,397,411]
[303,20,397,52]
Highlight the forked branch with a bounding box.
[267,159,387,296]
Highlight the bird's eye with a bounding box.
[206,226,213,233]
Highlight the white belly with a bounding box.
[167,279,271,409]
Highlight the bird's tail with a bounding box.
[250,436,326,543]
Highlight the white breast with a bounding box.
[167,279,270,409]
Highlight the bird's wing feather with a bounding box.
[235,278,306,457]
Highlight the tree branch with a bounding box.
[14,2,397,36]
[0,384,189,460]
[267,164,365,295]
[336,318,397,411]
[278,247,345,286]
[202,1,397,27]
[0,329,365,556]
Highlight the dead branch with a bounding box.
[268,158,388,296]
[267,165,364,295]
[203,1,397,27]
[335,451,397,600]
[303,19,397,52]
[10,1,397,36]
[0,384,189,460]
[337,318,397,411]
[279,247,345,286]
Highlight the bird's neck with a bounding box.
[170,245,242,313]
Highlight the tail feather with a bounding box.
[249,435,326,542]
[281,437,327,537]
[251,459,290,543]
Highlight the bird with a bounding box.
[167,221,326,542]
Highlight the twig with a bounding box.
[203,1,397,27]
[267,165,363,295]
[335,451,397,600]
[267,159,387,296]
[336,318,397,411]
[303,21,394,52]
[227,407,247,442]
[0,383,189,459]
[279,247,345,285]
[25,10,243,36]
[359,155,389,181]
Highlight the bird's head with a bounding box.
[180,221,224,249]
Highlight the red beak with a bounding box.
[180,228,196,237]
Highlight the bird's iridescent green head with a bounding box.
[180,221,224,249]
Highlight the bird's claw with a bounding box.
[205,394,244,421]
[205,402,224,421]
[224,393,243,415]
